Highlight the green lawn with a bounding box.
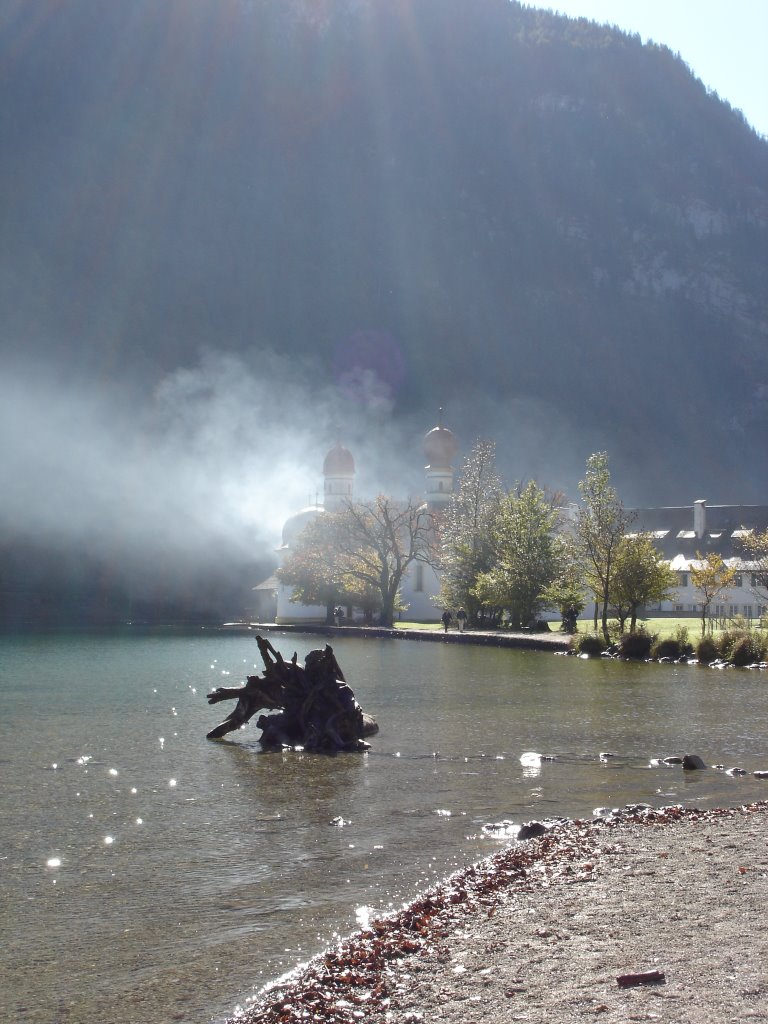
[396,616,754,641]
[579,616,767,641]
[616,617,700,640]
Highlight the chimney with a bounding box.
[693,499,706,539]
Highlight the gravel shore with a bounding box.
[229,802,768,1024]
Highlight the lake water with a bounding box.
[2,627,767,1023]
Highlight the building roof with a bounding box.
[253,574,280,591]
[631,502,768,560]
[279,505,324,550]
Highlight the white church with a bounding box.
[251,417,458,624]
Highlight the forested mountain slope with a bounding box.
[3,0,767,506]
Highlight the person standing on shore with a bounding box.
[456,607,467,632]
[441,609,452,632]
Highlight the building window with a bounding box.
[414,563,424,593]
[733,574,743,588]
[678,572,688,587]
[744,605,753,620]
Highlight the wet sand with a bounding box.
[227,802,768,1023]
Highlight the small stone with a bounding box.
[517,820,549,840]
[616,970,666,988]
[682,754,707,771]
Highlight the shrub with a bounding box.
[717,626,767,659]
[571,632,607,655]
[730,634,767,667]
[618,629,653,660]
[717,628,748,660]
[651,637,685,660]
[730,614,751,632]
[674,626,693,654]
[606,620,622,643]
[696,636,719,664]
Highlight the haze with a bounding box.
[1,0,766,617]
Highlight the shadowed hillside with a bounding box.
[2,0,767,591]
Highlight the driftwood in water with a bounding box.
[206,635,378,751]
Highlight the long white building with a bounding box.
[631,499,768,622]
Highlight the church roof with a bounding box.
[279,505,324,549]
[323,442,355,476]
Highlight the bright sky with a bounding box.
[536,0,768,137]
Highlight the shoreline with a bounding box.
[226,802,768,1023]
[225,622,571,653]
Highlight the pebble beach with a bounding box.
[228,802,768,1024]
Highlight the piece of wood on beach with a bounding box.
[616,969,666,988]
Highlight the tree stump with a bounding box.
[206,636,378,751]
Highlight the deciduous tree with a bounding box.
[279,497,437,628]
[277,513,355,623]
[738,528,768,606]
[337,496,437,628]
[437,440,503,626]
[690,552,737,636]
[542,556,587,632]
[574,452,633,642]
[474,481,564,628]
[609,533,679,633]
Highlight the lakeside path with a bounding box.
[230,622,571,653]
[227,803,768,1024]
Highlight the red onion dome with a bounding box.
[323,442,355,476]
[424,423,457,468]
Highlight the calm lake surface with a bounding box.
[2,628,767,1023]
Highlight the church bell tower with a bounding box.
[423,410,457,509]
